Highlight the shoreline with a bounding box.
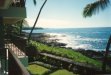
[24,32,105,50]
[24,32,111,67]
[24,32,107,52]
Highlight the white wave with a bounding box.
[73,44,93,50]
[45,33,106,50]
[72,36,107,42]
[47,33,107,42]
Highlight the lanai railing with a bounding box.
[8,47,29,75]
[0,48,29,75]
[0,35,29,75]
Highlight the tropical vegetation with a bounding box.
[83,0,110,72]
[83,0,110,17]
[28,41,102,69]
[28,0,47,42]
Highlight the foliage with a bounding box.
[83,0,110,17]
[4,20,24,36]
[4,24,20,35]
[83,0,110,72]
[28,41,102,68]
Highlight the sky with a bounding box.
[26,0,111,28]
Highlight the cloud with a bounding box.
[26,18,75,28]
[26,18,110,28]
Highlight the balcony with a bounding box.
[0,0,13,9]
[0,36,29,75]
[0,0,26,24]
[0,7,26,24]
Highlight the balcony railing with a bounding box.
[0,35,29,75]
[8,48,30,75]
[0,48,29,75]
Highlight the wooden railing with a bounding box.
[0,37,29,75]
[0,48,30,75]
[8,48,30,75]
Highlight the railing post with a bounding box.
[0,48,7,74]
[0,16,4,48]
[0,16,7,74]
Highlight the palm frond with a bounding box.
[33,0,37,6]
[83,0,110,17]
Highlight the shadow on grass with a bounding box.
[43,69,58,75]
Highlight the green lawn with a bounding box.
[27,64,76,75]
[27,64,49,75]
[50,69,75,75]
[28,41,102,68]
[27,64,77,75]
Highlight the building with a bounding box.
[0,0,30,75]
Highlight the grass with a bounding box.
[28,41,102,68]
[27,64,76,75]
[49,69,75,75]
[27,64,49,75]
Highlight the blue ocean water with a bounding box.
[24,27,111,51]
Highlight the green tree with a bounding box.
[83,0,110,72]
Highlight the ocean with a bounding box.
[23,27,111,51]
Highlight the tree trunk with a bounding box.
[20,20,23,35]
[28,0,47,43]
[102,35,111,72]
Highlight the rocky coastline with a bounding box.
[24,32,111,67]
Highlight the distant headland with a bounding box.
[23,27,44,30]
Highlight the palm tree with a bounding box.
[27,0,47,43]
[33,0,37,5]
[83,0,110,72]
[83,0,110,17]
[18,0,37,35]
